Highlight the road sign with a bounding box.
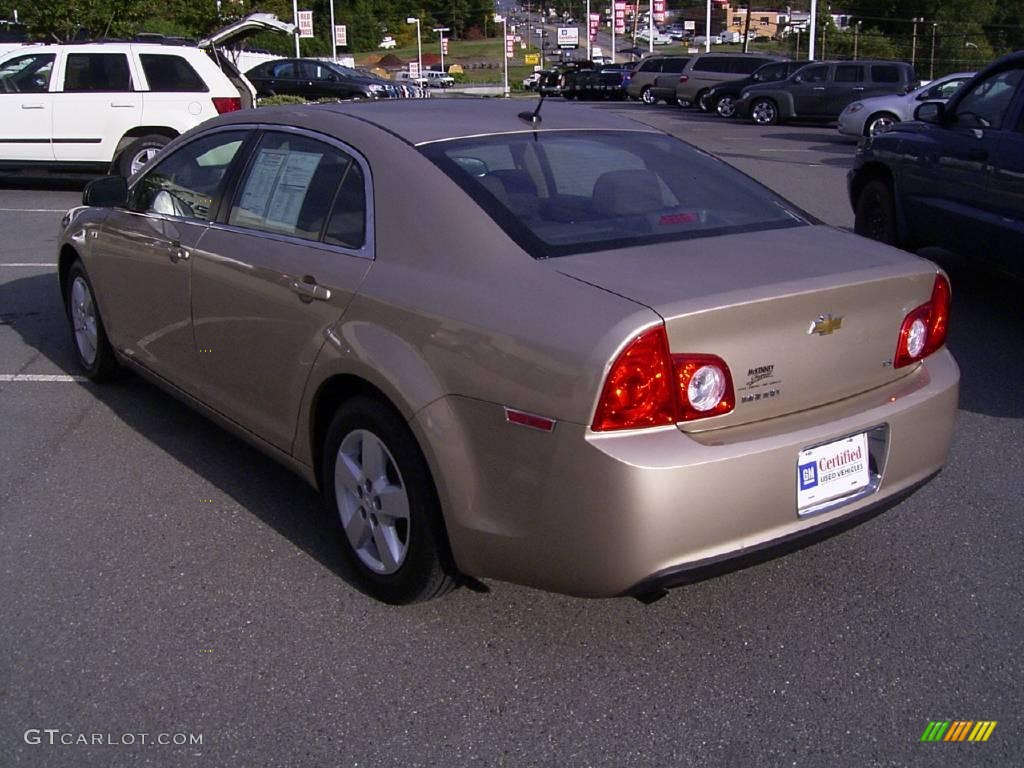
[409,62,420,78]
[684,20,696,31]
[613,2,626,34]
[441,37,448,54]
[298,10,314,38]
[589,13,601,42]
[525,53,540,65]
[557,27,579,49]
[506,34,514,59]
[334,25,347,47]
[653,0,666,23]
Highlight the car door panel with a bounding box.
[190,131,373,452]
[991,112,1024,269]
[791,65,829,116]
[0,52,57,161]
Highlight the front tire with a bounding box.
[866,112,899,137]
[750,98,779,125]
[696,89,712,112]
[854,178,900,246]
[640,86,657,105]
[117,134,170,178]
[715,94,737,118]
[65,260,119,382]
[322,397,457,604]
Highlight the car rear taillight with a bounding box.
[592,325,735,431]
[894,274,951,368]
[212,97,242,114]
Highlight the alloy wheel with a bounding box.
[716,95,736,118]
[129,147,161,176]
[70,276,98,366]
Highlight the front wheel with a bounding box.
[750,98,779,126]
[854,178,900,246]
[716,94,737,118]
[117,134,170,177]
[640,86,657,105]
[866,112,899,137]
[322,397,457,604]
[65,260,119,381]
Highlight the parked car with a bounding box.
[379,37,397,49]
[625,54,690,103]
[0,13,293,177]
[565,63,630,100]
[424,70,455,88]
[59,99,958,603]
[637,28,672,46]
[675,52,789,110]
[849,52,1023,274]
[539,63,587,97]
[838,71,975,137]
[393,70,429,89]
[705,60,809,117]
[247,58,399,101]
[736,60,918,126]
[522,71,545,90]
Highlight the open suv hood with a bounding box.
[198,13,296,49]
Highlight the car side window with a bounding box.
[135,131,247,221]
[270,61,298,78]
[228,132,356,242]
[661,58,688,74]
[693,58,729,73]
[834,65,864,83]
[870,65,900,84]
[732,58,766,75]
[800,65,829,84]
[639,59,662,73]
[301,61,333,80]
[323,163,366,249]
[63,53,133,92]
[954,68,1024,130]
[0,53,55,93]
[139,54,207,92]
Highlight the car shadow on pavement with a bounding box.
[767,131,857,153]
[917,248,1024,420]
[0,271,372,599]
[0,174,92,192]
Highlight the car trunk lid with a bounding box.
[553,225,940,431]
[198,13,297,108]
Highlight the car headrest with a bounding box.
[592,169,665,216]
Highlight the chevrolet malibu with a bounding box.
[58,100,959,603]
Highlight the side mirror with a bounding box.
[82,176,128,208]
[914,101,945,124]
[792,75,803,84]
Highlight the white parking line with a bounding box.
[0,208,66,212]
[1,263,58,268]
[759,148,815,152]
[0,374,87,382]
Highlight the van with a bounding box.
[626,55,692,104]
[675,52,787,109]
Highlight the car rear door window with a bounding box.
[800,65,829,84]
[870,65,900,83]
[661,58,688,74]
[270,61,298,79]
[323,163,366,249]
[228,132,356,242]
[136,130,248,221]
[63,53,133,92]
[732,58,768,75]
[639,59,663,73]
[693,58,730,73]
[834,65,865,83]
[0,52,55,92]
[139,54,207,92]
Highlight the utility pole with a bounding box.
[742,5,751,53]
[853,20,860,60]
[704,0,711,53]
[808,0,817,60]
[292,0,300,57]
[911,17,922,68]
[930,22,937,80]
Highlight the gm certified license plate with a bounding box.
[796,432,871,515]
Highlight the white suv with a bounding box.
[0,14,293,176]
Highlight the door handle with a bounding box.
[167,241,191,263]
[851,86,865,91]
[813,86,826,91]
[110,102,135,108]
[21,103,45,109]
[290,275,332,302]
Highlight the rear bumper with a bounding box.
[415,350,959,598]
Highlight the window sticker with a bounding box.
[236,149,323,234]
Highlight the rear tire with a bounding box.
[696,89,712,112]
[117,134,170,178]
[321,397,457,604]
[854,179,900,246]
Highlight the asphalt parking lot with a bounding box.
[1,106,1021,768]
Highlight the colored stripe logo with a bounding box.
[920,721,997,742]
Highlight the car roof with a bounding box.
[221,98,663,146]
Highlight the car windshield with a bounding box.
[421,130,808,258]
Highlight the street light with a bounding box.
[406,17,422,83]
[911,17,924,68]
[433,26,450,73]
[494,14,509,98]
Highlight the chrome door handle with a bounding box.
[851,87,865,91]
[813,86,826,91]
[291,276,332,302]
[110,102,135,108]
[21,103,45,109]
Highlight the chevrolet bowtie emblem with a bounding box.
[809,313,843,335]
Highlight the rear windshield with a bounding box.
[421,130,808,259]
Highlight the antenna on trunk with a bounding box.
[518,93,544,125]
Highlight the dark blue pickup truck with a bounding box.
[849,51,1024,275]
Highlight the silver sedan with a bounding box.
[838,71,975,137]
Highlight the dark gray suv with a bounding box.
[735,60,917,125]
